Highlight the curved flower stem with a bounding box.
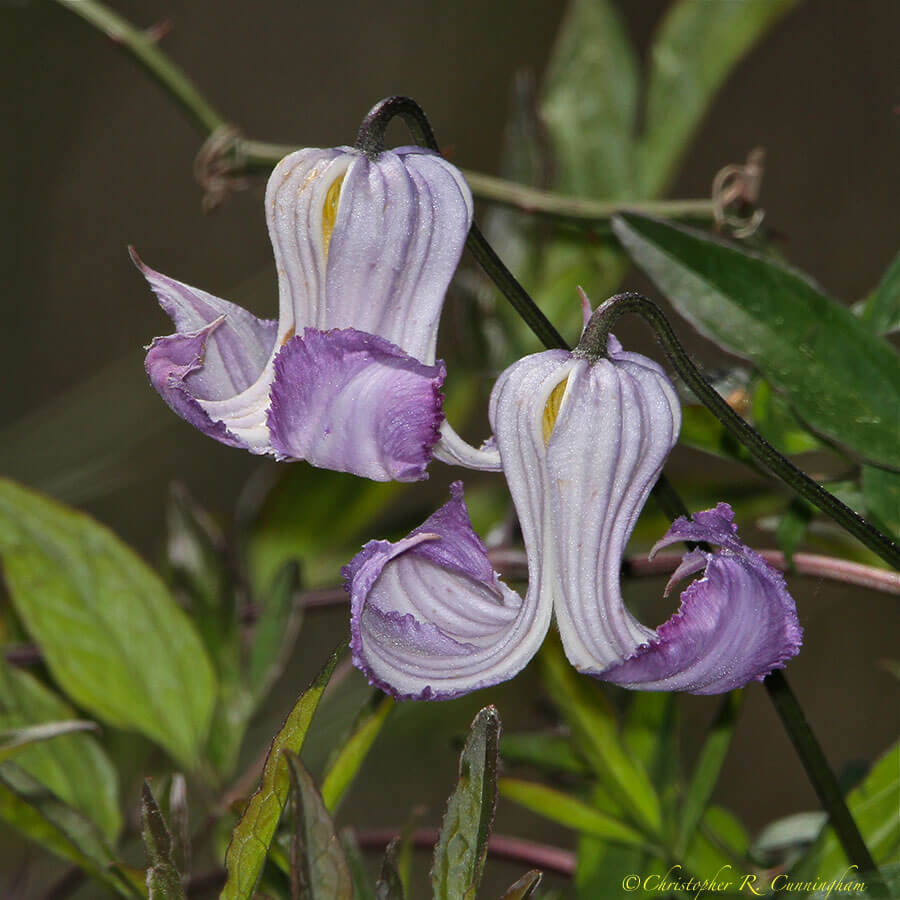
[579,292,900,570]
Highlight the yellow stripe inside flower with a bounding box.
[321,174,345,258]
[542,377,569,445]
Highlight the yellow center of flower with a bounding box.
[542,377,569,445]
[321,174,345,258]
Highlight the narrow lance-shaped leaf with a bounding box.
[499,779,648,849]
[0,763,140,898]
[538,639,662,835]
[284,751,353,900]
[0,661,121,841]
[499,870,542,900]
[0,720,99,763]
[860,251,900,336]
[340,829,376,900]
[613,214,900,470]
[431,706,502,900]
[321,694,393,813]
[500,732,589,777]
[638,0,798,195]
[142,781,186,900]
[375,837,405,900]
[219,641,346,900]
[0,478,216,768]
[676,691,744,855]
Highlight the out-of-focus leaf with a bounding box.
[321,694,393,813]
[284,751,353,900]
[499,869,542,900]
[862,466,900,541]
[678,692,744,855]
[0,479,216,768]
[499,779,647,848]
[500,731,589,776]
[431,706,501,900]
[680,404,754,463]
[751,380,823,457]
[861,251,900,335]
[538,639,662,834]
[220,642,346,900]
[0,720,98,763]
[247,561,304,705]
[792,742,899,883]
[375,837,405,900]
[638,0,798,195]
[613,214,900,469]
[340,829,376,900]
[776,500,814,566]
[752,811,826,868]
[540,0,639,199]
[684,805,751,877]
[141,781,186,900]
[0,762,140,897]
[165,774,190,879]
[0,657,121,841]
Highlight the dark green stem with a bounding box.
[580,293,900,569]
[764,672,889,898]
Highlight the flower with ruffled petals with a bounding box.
[137,145,483,482]
[345,328,802,699]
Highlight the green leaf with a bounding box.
[751,379,824,457]
[752,811,826,867]
[220,641,346,900]
[684,805,750,878]
[498,870,542,900]
[0,479,216,768]
[861,251,900,335]
[678,692,744,855]
[321,694,393,813]
[0,720,99,763]
[538,639,662,835]
[375,837,405,900]
[775,499,814,566]
[862,466,900,541]
[792,742,900,884]
[141,781,186,900]
[340,829,376,900]
[638,0,798,195]
[540,0,639,199]
[613,214,900,469]
[500,731,590,776]
[284,751,353,900]
[247,561,305,706]
[499,779,647,849]
[431,705,501,900]
[0,661,121,841]
[0,762,140,897]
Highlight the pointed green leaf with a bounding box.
[220,641,346,900]
[792,742,899,884]
[321,694,393,813]
[500,731,590,776]
[638,0,798,195]
[284,751,353,900]
[375,837,405,900]
[499,779,647,849]
[541,0,639,199]
[613,214,900,469]
[0,660,121,841]
[142,781,186,900]
[431,706,501,900]
[247,561,304,705]
[0,479,216,768]
[538,639,662,834]
[861,251,900,335]
[0,720,99,763]
[678,692,744,855]
[499,869,542,900]
[0,762,140,898]
[862,466,900,541]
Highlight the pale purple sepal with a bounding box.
[267,328,445,482]
[345,483,551,701]
[601,504,803,694]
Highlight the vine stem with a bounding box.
[578,292,900,570]
[53,1,715,226]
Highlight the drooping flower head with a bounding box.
[345,300,802,699]
[138,145,476,482]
